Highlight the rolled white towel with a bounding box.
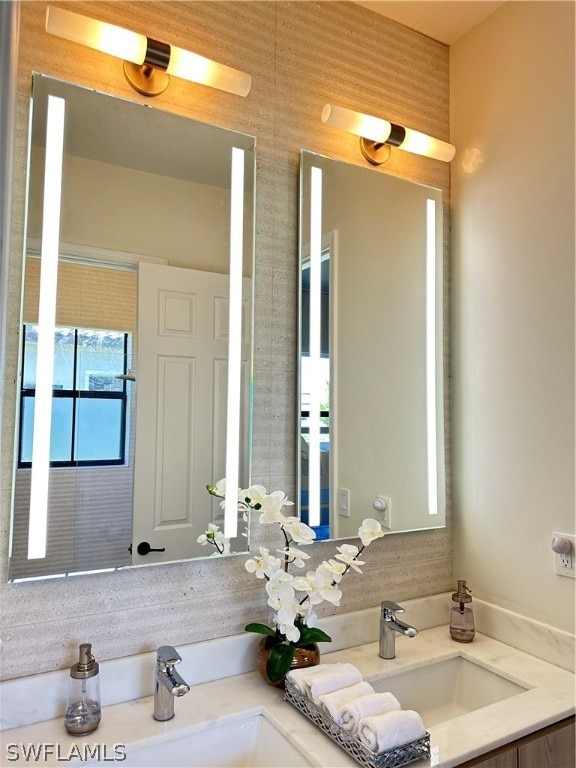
[306,663,363,703]
[285,664,331,693]
[317,681,374,724]
[358,709,426,754]
[340,691,401,735]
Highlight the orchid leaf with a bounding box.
[297,626,332,646]
[266,643,296,682]
[245,623,277,637]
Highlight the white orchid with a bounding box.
[259,507,286,525]
[281,517,316,544]
[292,566,341,606]
[245,547,282,579]
[196,523,229,555]
[213,479,227,497]
[278,547,311,568]
[276,617,300,641]
[240,486,293,525]
[314,564,343,605]
[240,484,267,507]
[335,543,366,573]
[259,490,294,522]
[196,522,223,545]
[292,571,321,602]
[206,480,385,683]
[301,607,318,626]
[321,558,347,581]
[266,575,295,607]
[266,577,301,641]
[359,517,385,546]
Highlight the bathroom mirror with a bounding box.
[298,150,445,540]
[8,74,255,581]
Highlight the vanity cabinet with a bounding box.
[458,717,575,768]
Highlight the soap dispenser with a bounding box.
[450,580,475,643]
[64,643,101,735]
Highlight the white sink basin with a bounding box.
[371,656,529,727]
[88,713,313,768]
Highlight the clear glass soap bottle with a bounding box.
[64,643,101,735]
[450,580,475,643]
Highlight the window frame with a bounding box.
[18,324,130,468]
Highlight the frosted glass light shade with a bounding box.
[46,7,147,64]
[321,104,392,144]
[321,103,455,163]
[402,127,456,163]
[46,6,251,97]
[167,47,251,97]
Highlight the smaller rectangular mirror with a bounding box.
[298,150,445,539]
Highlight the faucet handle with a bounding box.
[157,645,182,668]
[381,601,405,617]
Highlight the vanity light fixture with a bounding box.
[45,6,251,98]
[321,104,455,164]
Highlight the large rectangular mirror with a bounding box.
[298,150,445,539]
[9,75,255,581]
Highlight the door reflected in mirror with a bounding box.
[298,150,446,539]
[9,74,255,581]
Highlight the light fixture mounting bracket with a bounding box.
[360,138,392,165]
[123,37,171,97]
[123,61,170,96]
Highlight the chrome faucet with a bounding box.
[153,645,190,721]
[379,601,418,659]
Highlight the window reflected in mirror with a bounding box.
[19,324,131,467]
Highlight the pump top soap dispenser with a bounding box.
[64,643,101,735]
[450,580,475,643]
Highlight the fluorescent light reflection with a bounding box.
[224,147,245,539]
[426,199,438,516]
[28,95,65,559]
[307,166,323,528]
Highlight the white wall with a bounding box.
[27,149,230,272]
[451,1,575,631]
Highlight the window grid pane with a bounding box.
[19,324,130,468]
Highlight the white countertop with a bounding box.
[1,626,574,768]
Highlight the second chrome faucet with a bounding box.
[379,601,418,659]
[154,645,190,721]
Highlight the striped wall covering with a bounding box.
[1,1,452,679]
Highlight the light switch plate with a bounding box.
[338,488,351,518]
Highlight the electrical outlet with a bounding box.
[377,495,392,529]
[552,532,576,578]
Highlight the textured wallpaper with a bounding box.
[0,1,452,680]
